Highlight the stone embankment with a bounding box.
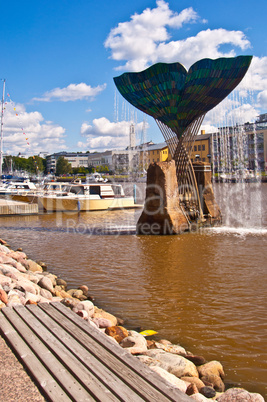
[0,238,265,402]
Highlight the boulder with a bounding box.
[38,276,54,294]
[0,289,8,304]
[120,330,147,354]
[43,273,57,287]
[216,388,265,401]
[72,289,84,299]
[8,251,27,261]
[157,339,172,346]
[76,310,89,319]
[141,349,199,378]
[199,386,216,398]
[105,326,129,343]
[0,273,12,286]
[24,292,41,303]
[198,360,224,380]
[27,259,43,273]
[92,317,112,328]
[79,285,89,295]
[7,293,25,307]
[186,383,199,395]
[180,377,206,391]
[0,244,11,253]
[73,300,94,317]
[153,342,186,355]
[36,261,47,270]
[61,297,80,309]
[15,280,38,295]
[56,278,67,289]
[201,374,224,392]
[40,288,53,300]
[54,289,71,299]
[182,354,206,366]
[93,307,118,326]
[150,366,188,393]
[66,289,77,297]
[0,254,26,272]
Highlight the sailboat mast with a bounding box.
[0,79,6,179]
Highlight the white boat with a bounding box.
[37,182,139,212]
[0,180,38,197]
[86,173,108,182]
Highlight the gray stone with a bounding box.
[199,386,216,398]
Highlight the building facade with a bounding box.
[194,113,267,172]
[46,152,90,172]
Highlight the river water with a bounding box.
[0,182,266,398]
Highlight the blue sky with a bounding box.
[1,0,267,156]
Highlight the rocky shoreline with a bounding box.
[0,237,265,402]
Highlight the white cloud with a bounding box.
[203,95,259,133]
[32,82,106,102]
[78,117,144,151]
[105,1,250,71]
[2,102,66,155]
[257,90,267,109]
[105,1,267,132]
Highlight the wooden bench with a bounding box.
[0,302,191,401]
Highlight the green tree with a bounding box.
[27,156,46,173]
[56,156,72,176]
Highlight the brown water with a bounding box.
[0,182,266,398]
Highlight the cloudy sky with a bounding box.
[1,0,267,155]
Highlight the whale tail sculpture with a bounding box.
[114,56,252,225]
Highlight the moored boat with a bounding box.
[37,182,139,212]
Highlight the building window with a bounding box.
[202,158,206,161]
[194,145,197,151]
[198,145,201,151]
[202,144,205,151]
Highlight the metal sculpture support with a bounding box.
[156,114,205,220]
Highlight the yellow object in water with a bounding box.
[139,330,158,336]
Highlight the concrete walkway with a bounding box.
[0,336,45,402]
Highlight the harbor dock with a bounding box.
[0,199,38,215]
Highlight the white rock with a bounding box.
[150,366,188,393]
[120,330,147,354]
[142,349,199,378]
[38,276,54,293]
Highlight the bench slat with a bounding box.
[19,304,143,402]
[2,307,95,402]
[0,313,72,402]
[46,302,191,401]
